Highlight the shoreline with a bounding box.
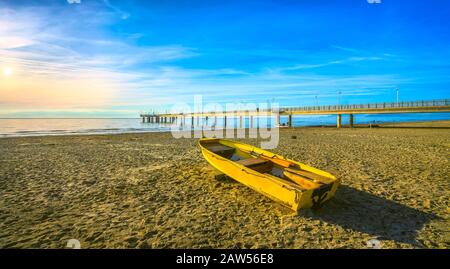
[1,119,449,140]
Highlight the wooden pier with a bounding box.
[140,99,450,128]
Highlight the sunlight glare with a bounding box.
[2,67,13,77]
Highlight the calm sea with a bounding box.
[0,113,449,138]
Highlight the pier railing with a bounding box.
[279,99,450,113]
[141,99,450,116]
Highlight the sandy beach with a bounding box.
[0,121,449,249]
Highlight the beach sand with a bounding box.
[0,121,449,249]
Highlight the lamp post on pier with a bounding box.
[396,87,399,105]
[338,90,342,108]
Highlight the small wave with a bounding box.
[15,130,40,134]
[0,126,171,138]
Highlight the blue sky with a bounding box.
[0,0,449,117]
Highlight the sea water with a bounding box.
[0,113,449,138]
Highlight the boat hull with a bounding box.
[199,138,340,211]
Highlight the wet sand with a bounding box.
[0,121,449,248]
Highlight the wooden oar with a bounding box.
[282,170,321,189]
[285,167,335,184]
[247,151,293,167]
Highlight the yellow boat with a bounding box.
[198,138,340,211]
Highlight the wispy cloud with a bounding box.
[0,6,195,113]
[67,0,82,4]
[269,56,384,72]
[330,45,363,54]
[102,0,130,20]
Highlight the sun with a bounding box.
[3,67,13,77]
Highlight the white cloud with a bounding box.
[0,36,34,49]
[0,6,194,112]
[271,56,384,72]
[103,0,130,20]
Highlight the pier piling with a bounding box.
[337,114,342,128]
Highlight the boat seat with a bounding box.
[208,144,235,158]
[236,157,273,173]
[236,157,268,166]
